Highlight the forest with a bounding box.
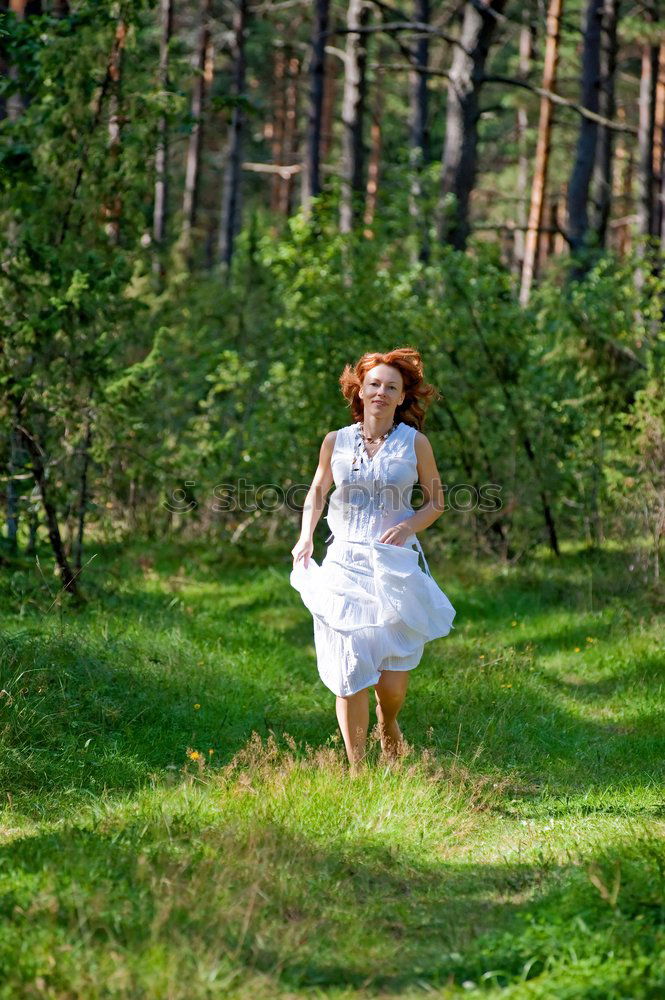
[0,0,663,584]
[0,1,664,998]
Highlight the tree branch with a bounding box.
[325,20,473,58]
[483,74,638,134]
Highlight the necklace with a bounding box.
[356,421,397,444]
[350,421,398,473]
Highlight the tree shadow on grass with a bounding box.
[403,649,665,800]
[0,623,333,819]
[451,545,654,630]
[0,813,661,996]
[2,538,663,823]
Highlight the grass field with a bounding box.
[0,536,663,998]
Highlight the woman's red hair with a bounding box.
[339,347,439,431]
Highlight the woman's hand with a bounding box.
[378,522,413,546]
[292,536,314,568]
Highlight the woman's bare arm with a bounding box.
[410,431,446,531]
[291,431,336,566]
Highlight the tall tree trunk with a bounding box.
[437,0,507,251]
[538,195,557,270]
[653,43,665,239]
[321,46,337,162]
[105,18,127,245]
[553,192,567,254]
[5,424,21,555]
[614,140,633,254]
[152,0,173,283]
[17,425,80,598]
[302,0,329,210]
[637,38,658,238]
[363,69,383,236]
[278,52,301,216]
[218,0,249,268]
[73,408,93,574]
[409,0,430,262]
[451,276,561,555]
[181,0,212,256]
[589,0,619,246]
[339,0,371,234]
[513,12,533,274]
[270,46,287,214]
[567,0,602,259]
[519,0,563,306]
[26,505,38,556]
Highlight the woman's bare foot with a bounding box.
[378,718,405,761]
[349,754,368,778]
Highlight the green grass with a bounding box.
[0,537,664,998]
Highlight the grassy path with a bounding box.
[0,540,663,998]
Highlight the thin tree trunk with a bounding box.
[589,0,619,246]
[321,46,337,162]
[302,0,330,210]
[73,410,93,574]
[553,192,567,254]
[26,505,38,556]
[270,46,287,214]
[519,0,563,306]
[181,0,212,255]
[409,0,430,261]
[5,425,21,555]
[437,0,507,251]
[279,52,301,216]
[339,0,371,234]
[514,12,533,274]
[452,277,561,555]
[653,43,665,239]
[538,196,558,269]
[431,376,516,560]
[567,0,602,258]
[615,142,633,254]
[105,18,127,245]
[637,39,658,238]
[363,71,383,236]
[17,425,80,597]
[218,0,249,269]
[152,0,173,282]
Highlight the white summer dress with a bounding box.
[290,421,456,696]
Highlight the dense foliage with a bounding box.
[0,0,663,587]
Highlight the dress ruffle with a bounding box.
[290,539,456,656]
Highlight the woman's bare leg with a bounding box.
[336,688,370,772]
[374,670,410,759]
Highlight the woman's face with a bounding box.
[359,364,405,419]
